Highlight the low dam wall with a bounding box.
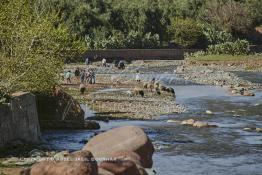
[0,92,41,147]
[83,49,199,61]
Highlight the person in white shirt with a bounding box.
[102,58,107,67]
[135,70,141,82]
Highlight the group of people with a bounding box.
[78,68,96,85]
[65,67,96,85]
[78,67,96,95]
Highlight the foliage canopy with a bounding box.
[0,0,85,99]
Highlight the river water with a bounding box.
[42,72,262,175]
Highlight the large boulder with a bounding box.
[36,88,85,129]
[29,150,98,175]
[83,126,154,168]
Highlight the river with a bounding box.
[42,72,262,175]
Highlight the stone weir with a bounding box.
[0,92,41,148]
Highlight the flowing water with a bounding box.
[42,72,262,175]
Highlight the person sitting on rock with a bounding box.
[79,83,86,94]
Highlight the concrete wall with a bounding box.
[0,92,41,148]
[84,49,199,61]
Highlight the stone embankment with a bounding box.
[0,92,41,148]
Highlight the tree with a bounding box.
[168,18,204,48]
[202,0,253,33]
[0,0,85,98]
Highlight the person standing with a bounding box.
[74,67,80,83]
[135,70,141,82]
[102,58,107,67]
[90,69,96,84]
[80,70,86,84]
[65,70,72,84]
[85,57,89,65]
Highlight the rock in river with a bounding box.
[181,119,217,128]
[181,119,195,125]
[84,121,101,130]
[83,126,154,168]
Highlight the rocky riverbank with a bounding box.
[175,60,261,96]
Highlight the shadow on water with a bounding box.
[42,72,262,175]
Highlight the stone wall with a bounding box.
[83,49,200,61]
[0,92,41,148]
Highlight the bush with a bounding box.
[142,32,160,49]
[124,30,143,49]
[168,18,205,48]
[184,51,207,59]
[86,30,160,49]
[207,40,250,55]
[202,24,234,45]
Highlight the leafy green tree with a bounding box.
[0,0,85,98]
[168,18,204,48]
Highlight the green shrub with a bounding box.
[86,30,160,49]
[142,32,160,49]
[201,24,234,45]
[124,30,143,49]
[207,39,250,55]
[184,51,207,59]
[168,18,204,48]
